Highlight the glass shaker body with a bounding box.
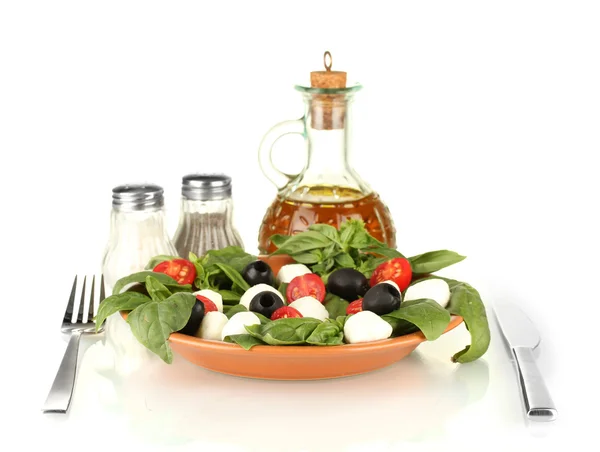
[100,184,178,375]
[101,184,177,292]
[172,174,244,258]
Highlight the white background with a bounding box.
[1,1,598,451]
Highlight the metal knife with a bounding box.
[493,302,557,421]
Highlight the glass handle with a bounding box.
[258,118,306,190]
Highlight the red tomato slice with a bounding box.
[153,258,197,285]
[271,306,303,320]
[286,273,326,303]
[369,258,412,292]
[346,299,363,315]
[196,295,218,313]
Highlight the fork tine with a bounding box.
[76,276,87,323]
[63,276,78,323]
[87,275,96,323]
[100,274,106,302]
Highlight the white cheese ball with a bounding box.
[239,283,283,309]
[404,279,451,308]
[193,289,224,312]
[377,280,400,293]
[196,311,229,341]
[344,311,393,344]
[220,311,261,340]
[288,296,329,321]
[277,263,311,284]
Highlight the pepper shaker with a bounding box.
[172,174,244,258]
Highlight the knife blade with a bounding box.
[493,302,557,422]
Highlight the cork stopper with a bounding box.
[309,51,347,130]
[310,51,347,89]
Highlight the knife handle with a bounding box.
[512,346,557,421]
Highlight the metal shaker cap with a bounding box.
[181,174,233,201]
[112,184,165,211]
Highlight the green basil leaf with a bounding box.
[272,231,332,256]
[94,292,150,332]
[307,224,340,242]
[335,315,349,329]
[339,220,359,245]
[348,230,384,249]
[324,293,349,319]
[215,263,251,292]
[269,234,291,249]
[225,334,267,350]
[126,292,197,363]
[164,283,194,294]
[291,251,321,265]
[202,246,256,274]
[357,256,388,278]
[383,299,451,341]
[334,252,355,268]
[145,255,180,270]
[278,282,288,300]
[306,321,344,345]
[245,318,322,345]
[112,271,179,295]
[145,276,172,302]
[446,282,490,363]
[225,303,248,319]
[217,290,242,304]
[409,250,466,274]
[365,247,405,259]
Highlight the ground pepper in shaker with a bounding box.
[172,174,244,258]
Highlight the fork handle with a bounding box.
[42,331,82,413]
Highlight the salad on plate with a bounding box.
[96,220,490,365]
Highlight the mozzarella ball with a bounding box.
[277,264,311,284]
[404,279,451,308]
[220,312,261,340]
[193,289,223,312]
[239,283,283,309]
[377,280,400,293]
[344,311,393,344]
[196,311,229,341]
[288,296,329,321]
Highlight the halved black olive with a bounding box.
[326,268,370,301]
[179,299,206,336]
[362,283,402,316]
[249,291,284,318]
[242,260,276,287]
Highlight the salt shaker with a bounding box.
[101,184,178,291]
[172,174,244,258]
[100,184,178,374]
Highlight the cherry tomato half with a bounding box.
[346,299,363,315]
[271,306,303,320]
[286,273,326,303]
[369,257,412,292]
[153,258,197,285]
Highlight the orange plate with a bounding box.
[121,254,464,380]
[167,315,463,380]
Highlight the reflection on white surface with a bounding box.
[45,324,493,452]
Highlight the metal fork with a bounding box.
[42,274,106,414]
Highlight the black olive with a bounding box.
[242,260,276,287]
[326,268,370,301]
[249,291,284,318]
[362,283,402,316]
[179,299,206,336]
